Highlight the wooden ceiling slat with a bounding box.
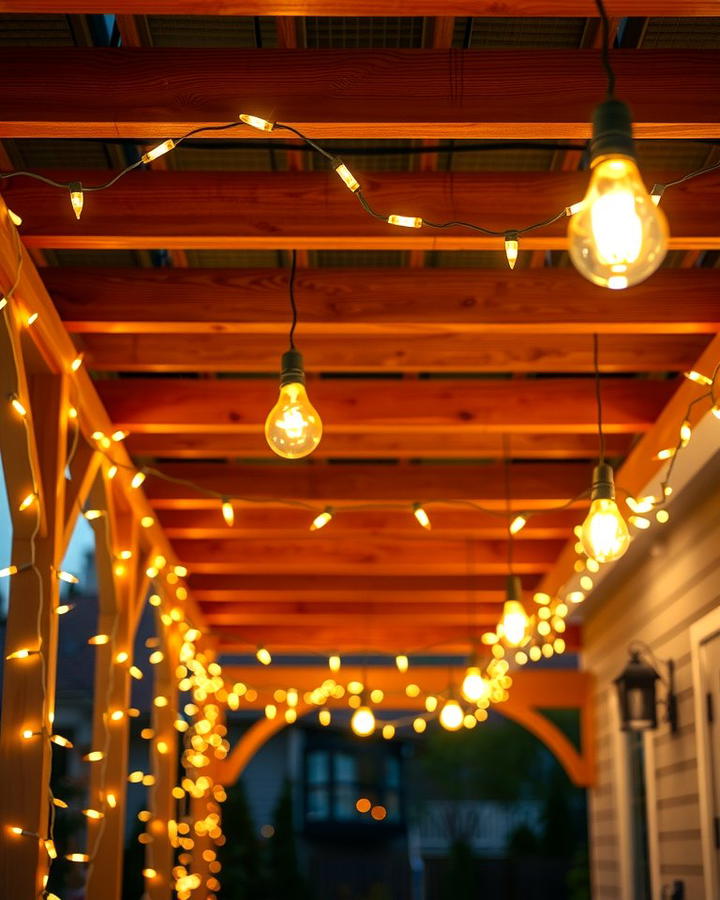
[202,609,510,627]
[214,622,581,653]
[171,536,562,574]
[80,333,709,375]
[0,49,718,139]
[157,507,583,539]
[47,267,720,336]
[8,171,719,250]
[97,377,672,434]
[143,461,591,508]
[128,432,631,460]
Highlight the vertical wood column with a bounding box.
[0,331,69,899]
[146,607,179,900]
[86,475,140,900]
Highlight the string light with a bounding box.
[311,507,333,531]
[504,232,519,269]
[68,182,84,220]
[328,655,341,673]
[509,515,527,535]
[239,113,274,132]
[221,499,234,527]
[9,393,27,417]
[141,139,176,164]
[57,570,79,584]
[395,655,409,673]
[130,470,146,489]
[18,492,37,511]
[387,214,422,229]
[0,565,18,578]
[256,646,272,666]
[439,699,464,731]
[684,369,713,386]
[70,353,84,372]
[412,503,431,530]
[332,159,360,192]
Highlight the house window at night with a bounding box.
[304,738,404,828]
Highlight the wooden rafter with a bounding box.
[0,49,719,140]
[5,171,720,250]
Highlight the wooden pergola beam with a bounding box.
[6,171,720,250]
[47,267,720,336]
[200,606,522,627]
[143,461,591,508]
[0,49,718,140]
[79,333,710,376]
[171,536,563,575]
[98,377,671,434]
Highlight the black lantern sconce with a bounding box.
[614,644,678,734]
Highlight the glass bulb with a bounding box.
[568,156,668,289]
[581,497,630,563]
[351,705,375,737]
[461,666,490,703]
[265,381,322,459]
[502,600,528,647]
[439,699,464,732]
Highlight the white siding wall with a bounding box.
[583,464,720,900]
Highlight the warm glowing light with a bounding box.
[109,710,125,722]
[220,499,235,527]
[328,654,341,672]
[629,515,651,530]
[351,705,376,737]
[83,809,104,820]
[141,515,154,527]
[149,650,164,664]
[10,394,27,417]
[395,655,409,673]
[626,496,656,514]
[356,797,371,814]
[656,447,676,461]
[311,508,333,531]
[88,634,109,645]
[6,648,37,661]
[439,699,464,731]
[412,503,431,530]
[371,805,387,821]
[265,381,322,459]
[44,839,57,858]
[84,509,104,520]
[106,792,117,808]
[581,497,630,563]
[256,646,272,666]
[26,312,38,326]
[382,724,395,740]
[69,189,84,220]
[111,429,128,442]
[57,600,75,613]
[679,420,692,447]
[504,233,519,270]
[84,751,104,762]
[0,565,18,578]
[509,515,527,535]
[8,208,22,226]
[57,570,79,584]
[684,369,713,386]
[68,406,78,419]
[387,214,422,228]
[66,853,90,863]
[413,717,427,734]
[461,666,490,703]
[501,600,529,646]
[141,139,176,164]
[130,471,146,489]
[50,734,73,748]
[70,353,84,372]
[334,160,360,192]
[568,155,668,289]
[18,493,37,512]
[143,868,158,879]
[318,709,331,726]
[239,113,274,132]
[656,509,670,524]
[107,464,118,479]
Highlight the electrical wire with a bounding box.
[288,248,298,351]
[594,0,616,98]
[592,334,606,464]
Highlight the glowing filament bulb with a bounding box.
[504,232,519,270]
[239,113,274,132]
[580,464,629,563]
[412,503,431,530]
[501,600,528,646]
[256,646,272,666]
[333,159,360,192]
[461,666,490,703]
[350,704,376,737]
[18,493,37,511]
[141,139,176,164]
[265,362,322,459]
[387,214,422,229]
[509,515,527,535]
[395,654,409,673]
[439,699,464,732]
[568,154,667,289]
[130,471,146,489]
[10,394,27,417]
[69,183,84,221]
[311,507,333,531]
[328,655,341,673]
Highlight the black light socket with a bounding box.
[506,574,523,604]
[590,462,616,502]
[590,98,636,164]
[279,349,305,387]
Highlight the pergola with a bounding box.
[0,3,718,898]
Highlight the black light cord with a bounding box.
[288,248,298,351]
[592,334,606,464]
[594,0,616,98]
[503,434,514,575]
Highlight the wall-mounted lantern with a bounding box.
[614,645,678,734]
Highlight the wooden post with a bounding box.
[145,606,179,899]
[0,301,69,897]
[85,474,140,900]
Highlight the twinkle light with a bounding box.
[50,734,73,748]
[6,648,38,660]
[57,570,79,584]
[68,183,84,220]
[461,666,490,704]
[256,646,272,666]
[387,214,422,228]
[141,139,176,164]
[44,839,57,859]
[656,447,676,461]
[106,792,117,808]
[111,429,128,442]
[439,699,464,732]
[70,353,84,372]
[84,750,104,762]
[83,808,104,820]
[8,208,22,226]
[221,499,234,527]
[684,369,713,386]
[88,634,110,646]
[395,655,409,673]
[656,509,670,524]
[239,113,274,132]
[504,232,519,270]
[328,655,341,672]
[130,471,146,489]
[9,394,27,417]
[629,515,651,530]
[413,717,427,734]
[509,515,527,535]
[107,464,118,479]
[83,509,104,520]
[141,515,155,527]
[412,503,431,530]
[333,159,360,192]
[350,704,376,737]
[26,312,38,326]
[0,565,18,578]
[679,420,692,447]
[66,853,90,863]
[318,709,331,726]
[55,604,73,615]
[18,493,37,512]
[311,507,333,531]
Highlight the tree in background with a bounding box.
[218,778,267,899]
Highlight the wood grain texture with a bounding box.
[97,377,671,434]
[47,267,720,335]
[142,461,591,508]
[0,49,718,139]
[6,170,720,250]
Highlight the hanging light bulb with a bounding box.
[568,100,667,289]
[265,350,322,459]
[412,503,431,530]
[439,698,464,732]
[501,575,529,647]
[68,182,84,220]
[580,463,630,563]
[461,665,490,704]
[395,655,409,673]
[504,231,519,270]
[311,507,333,531]
[350,697,376,737]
